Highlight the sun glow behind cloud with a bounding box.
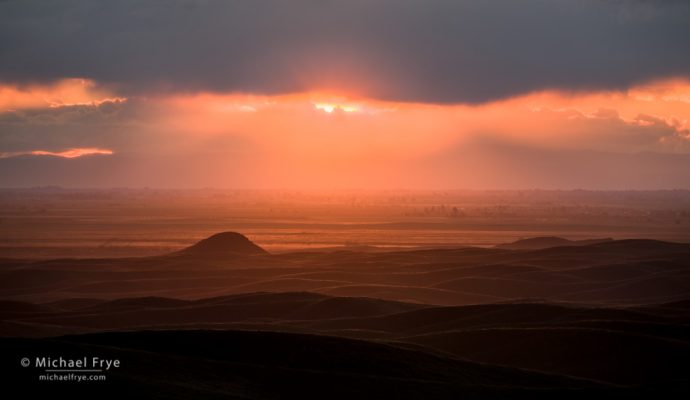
[1,77,690,188]
[153,78,690,145]
[313,102,359,114]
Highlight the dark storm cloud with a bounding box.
[0,0,689,103]
[0,99,167,153]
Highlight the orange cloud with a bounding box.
[0,148,114,159]
[3,77,690,189]
[124,79,690,188]
[0,78,125,111]
[154,78,690,152]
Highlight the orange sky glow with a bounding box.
[153,78,690,154]
[1,77,689,188]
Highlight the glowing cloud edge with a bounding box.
[0,148,114,159]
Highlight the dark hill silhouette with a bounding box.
[0,293,424,334]
[2,236,690,304]
[402,327,690,385]
[496,236,613,250]
[1,330,610,399]
[0,300,53,317]
[77,296,189,313]
[3,292,690,389]
[3,234,690,395]
[180,232,268,256]
[589,238,690,253]
[286,296,425,320]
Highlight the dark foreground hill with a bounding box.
[0,329,625,400]
[2,292,690,388]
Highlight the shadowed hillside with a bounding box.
[1,329,620,399]
[1,234,690,396]
[2,292,690,388]
[496,237,614,250]
[1,235,688,305]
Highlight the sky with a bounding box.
[1,0,690,189]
